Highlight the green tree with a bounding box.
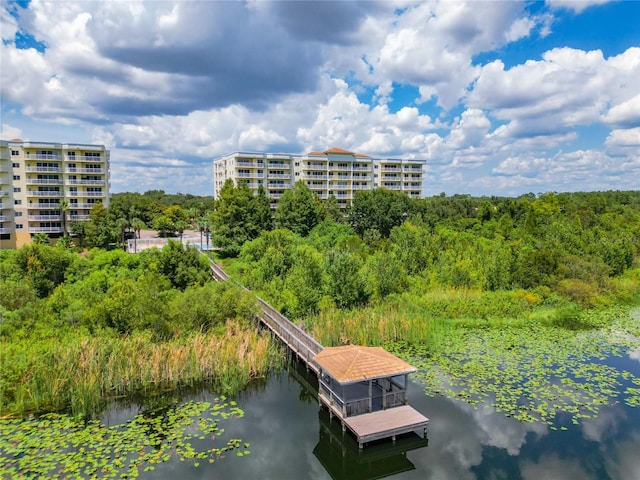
[350,188,410,238]
[324,249,367,309]
[32,233,49,245]
[274,181,320,236]
[211,180,257,256]
[85,203,115,248]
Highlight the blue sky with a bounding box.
[1,0,638,196]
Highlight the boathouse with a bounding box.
[313,345,429,449]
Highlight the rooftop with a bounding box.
[313,345,416,384]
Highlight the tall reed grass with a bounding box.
[1,321,280,419]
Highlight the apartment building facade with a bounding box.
[0,139,110,248]
[213,147,425,208]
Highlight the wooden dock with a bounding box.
[207,257,428,448]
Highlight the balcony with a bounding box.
[236,161,264,168]
[308,184,327,190]
[352,185,371,190]
[267,163,290,169]
[403,165,423,172]
[316,193,329,200]
[268,193,284,199]
[335,174,352,180]
[26,178,63,185]
[85,192,105,197]
[29,226,64,234]
[329,165,351,171]
[382,175,401,181]
[335,193,353,199]
[301,163,328,171]
[381,166,401,172]
[353,166,371,172]
[68,214,91,221]
[66,168,105,174]
[66,155,104,162]
[267,173,291,179]
[74,203,98,209]
[30,203,60,209]
[302,173,327,180]
[0,190,9,197]
[27,190,63,197]
[26,154,59,160]
[267,182,289,189]
[29,214,62,221]
[26,166,61,173]
[383,184,402,190]
[0,227,12,234]
[236,172,264,179]
[0,215,11,222]
[67,179,106,185]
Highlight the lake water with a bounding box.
[99,351,640,480]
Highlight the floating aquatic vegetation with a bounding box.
[0,398,250,479]
[387,307,640,426]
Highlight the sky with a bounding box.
[1,0,639,197]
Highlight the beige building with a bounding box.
[0,139,110,248]
[213,147,425,208]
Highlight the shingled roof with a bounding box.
[313,345,416,384]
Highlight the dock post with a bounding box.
[392,435,396,444]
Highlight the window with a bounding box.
[11,150,19,156]
[13,175,20,181]
[12,162,20,168]
[16,224,23,229]
[13,187,21,193]
[15,211,22,217]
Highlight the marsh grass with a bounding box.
[1,321,280,419]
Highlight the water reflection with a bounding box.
[93,353,639,479]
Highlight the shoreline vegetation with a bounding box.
[0,244,281,419]
[1,188,639,422]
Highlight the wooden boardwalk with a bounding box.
[207,257,427,448]
[209,259,322,373]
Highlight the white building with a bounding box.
[213,147,425,208]
[0,139,110,248]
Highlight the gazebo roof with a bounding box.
[313,345,416,384]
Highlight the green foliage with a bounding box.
[212,180,268,256]
[85,203,115,248]
[350,188,411,237]
[274,181,321,236]
[324,249,367,309]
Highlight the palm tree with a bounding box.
[32,233,49,245]
[115,217,129,249]
[130,218,146,253]
[59,199,69,237]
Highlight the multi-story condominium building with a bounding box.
[213,147,425,208]
[0,139,110,248]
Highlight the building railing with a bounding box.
[29,226,64,233]
[267,163,290,169]
[67,179,106,185]
[66,155,103,162]
[0,215,11,222]
[0,191,9,197]
[68,214,91,221]
[302,164,328,170]
[268,173,291,179]
[85,192,105,197]
[303,174,328,180]
[382,175,401,180]
[0,227,12,234]
[26,166,61,173]
[25,154,59,160]
[353,166,371,172]
[268,192,284,199]
[381,166,401,172]
[26,179,63,185]
[66,168,105,174]
[30,203,60,209]
[352,185,370,190]
[383,185,402,190]
[27,190,63,197]
[267,183,289,189]
[236,161,264,168]
[29,215,62,221]
[74,203,99,209]
[236,172,264,179]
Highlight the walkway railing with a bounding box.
[207,257,323,373]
